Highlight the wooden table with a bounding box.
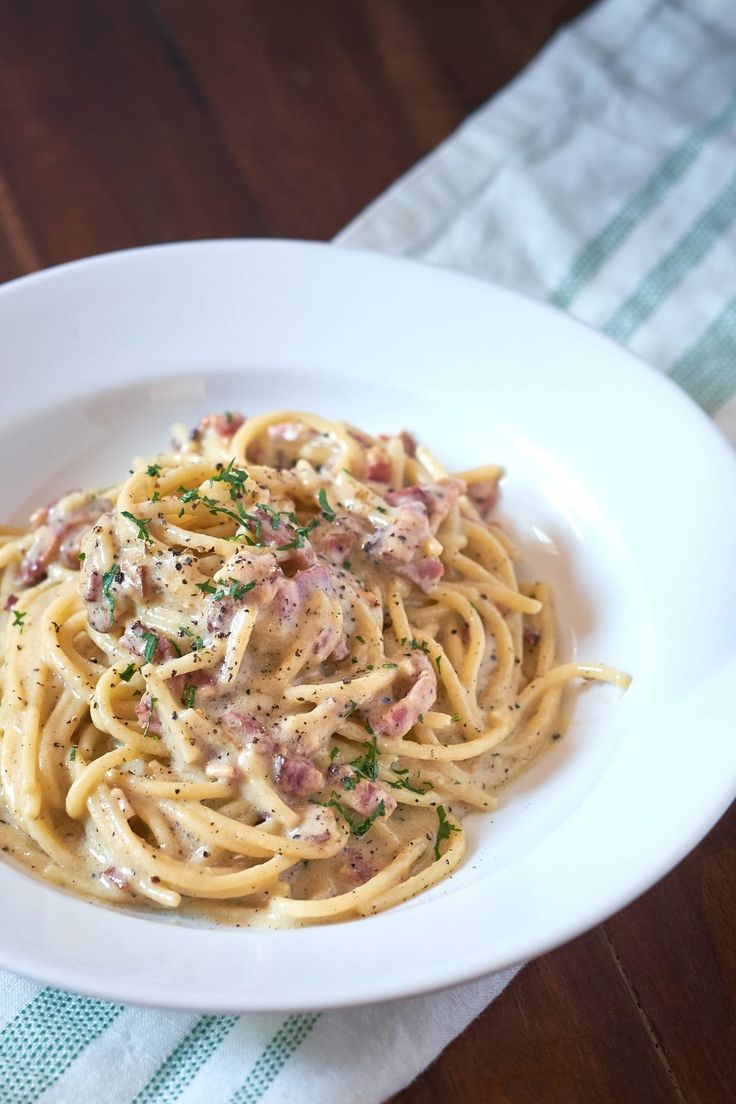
[1,3,733,1101]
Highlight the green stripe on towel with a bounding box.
[132,1015,238,1104]
[549,90,736,309]
[0,989,122,1104]
[228,1014,320,1104]
[669,298,736,414]
[603,169,736,343]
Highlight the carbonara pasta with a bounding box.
[0,410,629,926]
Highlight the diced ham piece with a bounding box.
[385,478,464,533]
[311,516,363,566]
[206,551,283,634]
[343,779,397,818]
[369,667,437,739]
[168,669,217,704]
[399,430,417,457]
[364,446,392,483]
[3,594,17,612]
[198,411,246,438]
[267,422,316,443]
[273,754,324,797]
[271,564,334,624]
[363,504,443,594]
[523,625,541,647]
[339,846,378,886]
[121,621,175,662]
[135,693,162,736]
[18,495,112,586]
[100,866,130,892]
[467,475,500,519]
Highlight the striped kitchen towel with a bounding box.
[1,0,735,1101]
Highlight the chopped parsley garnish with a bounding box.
[313,794,385,837]
[276,517,320,551]
[195,580,217,595]
[355,634,365,645]
[119,663,137,683]
[101,562,121,619]
[146,463,161,477]
[192,636,205,652]
[78,552,86,562]
[347,735,379,784]
[451,713,461,723]
[210,458,249,500]
[343,700,358,718]
[183,684,197,709]
[68,747,77,762]
[329,746,340,762]
[226,578,257,601]
[11,610,26,627]
[122,511,153,544]
[410,638,430,655]
[382,662,398,669]
[141,631,158,664]
[433,805,460,861]
[178,625,193,637]
[342,560,352,571]
[142,697,158,738]
[318,488,336,522]
[376,505,388,514]
[151,490,160,503]
[436,655,442,672]
[388,768,433,795]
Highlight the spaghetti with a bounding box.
[0,410,629,926]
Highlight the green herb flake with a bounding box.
[342,560,352,571]
[11,609,26,628]
[68,747,77,762]
[343,701,358,718]
[121,511,153,544]
[141,631,158,664]
[142,696,159,738]
[451,713,461,723]
[183,684,197,709]
[196,580,217,595]
[228,578,257,600]
[410,638,430,655]
[146,463,161,477]
[78,552,86,562]
[382,662,398,669]
[101,562,120,619]
[119,663,137,683]
[318,488,336,522]
[313,793,385,837]
[433,805,460,861]
[151,490,161,503]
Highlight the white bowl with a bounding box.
[1,240,734,1012]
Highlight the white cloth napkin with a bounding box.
[2,0,735,1101]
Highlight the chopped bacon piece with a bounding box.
[135,693,162,736]
[271,564,335,624]
[198,411,245,438]
[343,779,397,818]
[121,621,175,661]
[385,478,464,533]
[364,446,392,483]
[267,421,315,442]
[339,846,378,886]
[100,866,130,893]
[219,709,264,743]
[18,494,112,587]
[273,754,324,797]
[311,516,363,566]
[3,594,17,612]
[363,504,443,593]
[467,475,500,519]
[369,665,437,739]
[523,625,541,647]
[399,430,417,457]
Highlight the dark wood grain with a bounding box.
[0,3,732,1103]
